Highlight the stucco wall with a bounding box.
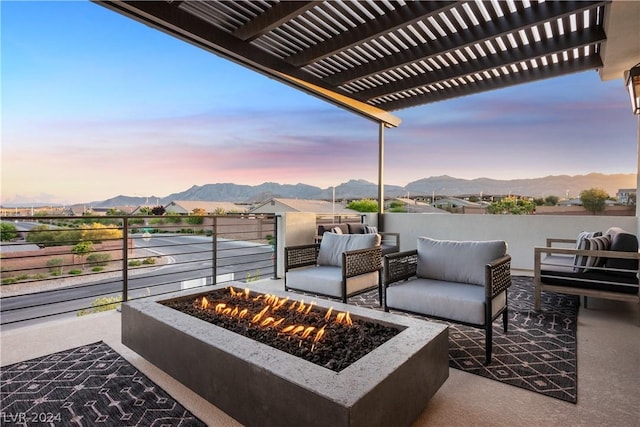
[382,213,637,274]
[279,212,637,277]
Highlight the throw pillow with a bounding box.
[573,231,602,271]
[331,226,343,234]
[583,235,611,271]
[364,225,378,234]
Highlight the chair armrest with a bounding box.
[383,250,418,285]
[284,244,320,272]
[534,246,640,275]
[485,255,512,299]
[343,246,382,278]
[545,238,576,247]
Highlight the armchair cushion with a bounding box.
[416,237,507,286]
[385,278,506,325]
[317,232,381,267]
[285,266,379,299]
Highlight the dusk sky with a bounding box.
[2,1,638,206]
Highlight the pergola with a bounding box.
[95,0,640,215]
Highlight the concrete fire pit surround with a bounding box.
[122,284,449,427]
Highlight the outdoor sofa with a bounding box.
[316,223,400,255]
[534,227,640,318]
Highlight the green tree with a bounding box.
[544,195,559,206]
[0,222,18,241]
[151,205,166,215]
[138,206,152,215]
[346,199,378,212]
[487,197,535,215]
[580,188,608,215]
[107,208,129,216]
[628,193,636,207]
[72,241,94,266]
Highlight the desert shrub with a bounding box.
[77,295,122,316]
[86,252,111,266]
[186,216,204,225]
[47,258,64,275]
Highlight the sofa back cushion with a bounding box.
[318,232,381,267]
[604,227,639,273]
[317,224,349,235]
[347,223,367,234]
[416,237,507,286]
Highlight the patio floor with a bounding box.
[1,278,638,427]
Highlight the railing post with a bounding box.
[273,215,279,280]
[212,215,217,286]
[122,216,129,302]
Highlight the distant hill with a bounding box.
[404,173,636,199]
[87,173,635,207]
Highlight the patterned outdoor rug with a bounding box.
[0,341,206,426]
[312,276,579,403]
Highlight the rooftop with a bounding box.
[2,277,638,426]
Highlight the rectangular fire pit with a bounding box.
[122,284,448,427]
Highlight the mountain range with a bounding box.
[89,173,636,207]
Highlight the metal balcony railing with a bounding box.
[0,214,277,328]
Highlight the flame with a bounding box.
[197,288,355,351]
[252,306,269,323]
[324,307,333,320]
[261,317,276,327]
[296,300,306,313]
[335,312,353,325]
[273,297,289,311]
[304,301,315,315]
[313,325,326,343]
[301,326,315,338]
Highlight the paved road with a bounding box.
[0,234,275,330]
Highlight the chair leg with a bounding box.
[485,322,492,365]
[502,308,508,333]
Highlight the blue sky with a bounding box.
[1,1,637,205]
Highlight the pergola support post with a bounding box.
[378,121,385,230]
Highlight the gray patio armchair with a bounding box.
[383,237,512,364]
[284,232,383,303]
